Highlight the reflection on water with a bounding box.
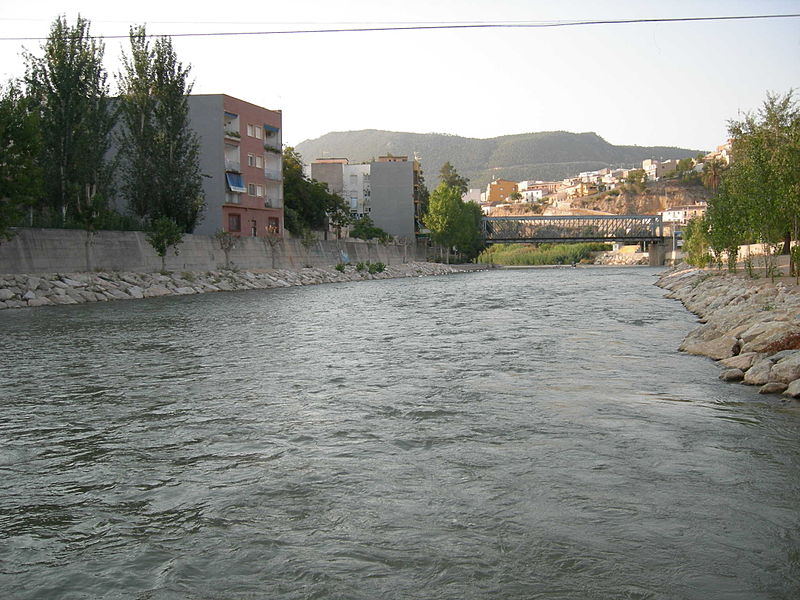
[1,267,799,599]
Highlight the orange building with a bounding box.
[485,179,519,204]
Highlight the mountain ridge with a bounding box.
[295,129,704,189]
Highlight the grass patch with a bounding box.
[477,243,611,266]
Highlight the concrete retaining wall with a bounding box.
[0,228,429,274]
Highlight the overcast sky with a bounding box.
[1,0,798,151]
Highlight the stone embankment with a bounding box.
[657,265,800,400]
[0,262,476,310]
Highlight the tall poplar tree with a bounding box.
[118,26,204,233]
[0,82,42,239]
[24,15,114,227]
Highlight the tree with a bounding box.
[702,158,725,192]
[706,177,748,271]
[439,161,470,195]
[725,90,799,276]
[0,82,42,239]
[146,216,184,272]
[423,181,483,263]
[683,215,711,268]
[282,147,349,235]
[625,169,646,186]
[350,215,390,242]
[118,26,204,233]
[24,15,115,228]
[215,230,236,269]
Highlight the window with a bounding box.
[255,155,264,169]
[247,153,255,167]
[251,220,257,237]
[247,124,254,137]
[228,214,241,232]
[225,173,246,193]
[255,127,263,140]
[256,184,264,197]
[248,183,256,196]
[267,217,280,235]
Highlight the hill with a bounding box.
[295,130,704,189]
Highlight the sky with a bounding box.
[1,0,798,151]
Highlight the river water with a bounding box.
[1,267,799,599]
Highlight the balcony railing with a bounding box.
[225,159,240,172]
[264,197,282,209]
[264,169,281,181]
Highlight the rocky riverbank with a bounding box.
[0,262,481,310]
[656,265,800,400]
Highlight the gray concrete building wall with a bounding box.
[310,162,345,195]
[187,95,226,236]
[370,161,415,239]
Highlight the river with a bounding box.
[1,267,798,599]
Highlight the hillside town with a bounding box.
[473,140,732,236]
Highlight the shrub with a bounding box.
[334,263,345,272]
[368,261,385,274]
[476,242,610,266]
[355,262,366,272]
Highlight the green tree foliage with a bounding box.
[118,26,204,233]
[423,181,483,262]
[683,216,711,268]
[439,161,470,195]
[702,158,725,192]
[0,83,42,239]
[146,216,184,271]
[282,147,349,235]
[350,215,390,242]
[712,90,800,276]
[705,178,747,271]
[24,15,115,228]
[625,169,646,185]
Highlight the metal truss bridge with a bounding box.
[481,215,664,244]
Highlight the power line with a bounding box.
[0,13,798,41]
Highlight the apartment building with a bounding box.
[311,155,418,239]
[485,179,518,204]
[188,94,283,238]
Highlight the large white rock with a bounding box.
[740,322,800,354]
[770,351,800,384]
[680,335,739,360]
[743,357,774,386]
[719,352,760,371]
[783,380,800,398]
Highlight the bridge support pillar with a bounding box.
[648,243,666,266]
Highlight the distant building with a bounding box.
[661,204,707,227]
[311,155,419,238]
[704,140,732,166]
[462,189,482,204]
[485,179,518,204]
[187,94,283,237]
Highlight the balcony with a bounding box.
[225,159,241,172]
[264,169,281,181]
[264,197,282,209]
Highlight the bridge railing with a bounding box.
[482,214,663,243]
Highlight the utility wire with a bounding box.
[0,13,798,41]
